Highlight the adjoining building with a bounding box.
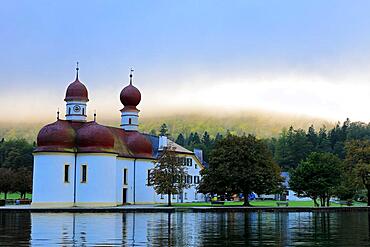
[32,67,204,207]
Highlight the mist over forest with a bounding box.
[0,110,333,142]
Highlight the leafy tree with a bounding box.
[0,168,15,200]
[150,146,189,206]
[345,140,370,206]
[13,167,32,199]
[159,123,169,136]
[175,133,186,146]
[192,132,201,145]
[149,129,157,136]
[0,139,33,169]
[199,134,282,206]
[289,152,343,206]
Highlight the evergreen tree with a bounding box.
[193,132,201,144]
[175,133,186,146]
[159,123,169,136]
[202,131,211,146]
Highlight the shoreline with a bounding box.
[0,206,369,213]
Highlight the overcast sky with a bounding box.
[1,0,370,123]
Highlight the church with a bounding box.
[32,66,204,207]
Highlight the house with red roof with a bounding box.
[32,66,204,207]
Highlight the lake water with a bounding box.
[0,211,369,246]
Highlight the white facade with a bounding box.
[33,152,204,207]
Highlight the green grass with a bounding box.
[0,193,32,200]
[172,200,367,207]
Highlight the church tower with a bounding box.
[64,63,89,122]
[120,69,141,131]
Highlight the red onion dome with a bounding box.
[65,78,89,102]
[76,122,116,153]
[120,84,141,108]
[126,131,153,158]
[36,120,76,152]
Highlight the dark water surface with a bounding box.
[0,211,369,246]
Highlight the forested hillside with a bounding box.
[0,111,332,142]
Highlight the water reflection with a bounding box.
[0,211,369,246]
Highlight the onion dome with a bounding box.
[64,64,89,102]
[120,71,141,110]
[35,120,76,152]
[76,122,116,153]
[126,131,153,158]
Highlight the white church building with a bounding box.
[32,67,204,207]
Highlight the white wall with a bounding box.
[120,111,139,131]
[75,153,118,206]
[32,153,76,206]
[140,156,205,204]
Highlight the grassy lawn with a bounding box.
[172,200,367,207]
[0,193,32,200]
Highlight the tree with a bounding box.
[345,140,370,206]
[150,146,189,206]
[199,134,282,206]
[159,123,169,136]
[175,133,186,146]
[0,168,15,200]
[13,168,32,199]
[201,131,211,146]
[0,139,33,169]
[289,152,343,207]
[192,132,201,144]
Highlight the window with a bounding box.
[160,194,164,199]
[186,175,192,184]
[172,194,176,199]
[184,192,188,200]
[64,164,69,183]
[194,176,200,184]
[81,165,87,183]
[187,158,192,166]
[147,169,153,186]
[195,163,198,169]
[68,107,71,115]
[82,108,85,115]
[123,168,128,185]
[195,192,198,200]
[129,118,132,125]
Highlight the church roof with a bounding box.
[35,120,154,159]
[35,121,195,160]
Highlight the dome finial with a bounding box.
[76,62,79,80]
[129,68,134,85]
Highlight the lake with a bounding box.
[0,211,369,246]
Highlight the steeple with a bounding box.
[76,62,79,80]
[119,68,141,131]
[64,63,89,122]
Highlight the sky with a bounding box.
[1,0,370,123]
